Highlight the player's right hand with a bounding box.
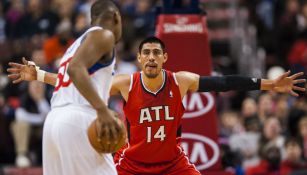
[7,57,37,83]
[95,108,124,152]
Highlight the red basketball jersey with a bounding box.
[118,70,185,164]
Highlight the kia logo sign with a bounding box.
[182,92,214,119]
[181,133,219,170]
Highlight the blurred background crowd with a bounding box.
[0,0,307,174]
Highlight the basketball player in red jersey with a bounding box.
[8,37,306,174]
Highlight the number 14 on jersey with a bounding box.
[147,125,166,142]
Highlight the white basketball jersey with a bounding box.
[51,26,115,109]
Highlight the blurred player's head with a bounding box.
[138,37,167,78]
[90,0,122,42]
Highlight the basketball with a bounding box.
[87,118,127,154]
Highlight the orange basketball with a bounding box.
[87,118,127,154]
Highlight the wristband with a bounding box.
[37,69,46,82]
[27,61,45,82]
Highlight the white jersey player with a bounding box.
[50,26,115,109]
[43,27,117,175]
[8,1,123,175]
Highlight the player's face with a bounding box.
[138,43,167,78]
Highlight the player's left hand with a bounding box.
[7,57,37,83]
[272,71,306,96]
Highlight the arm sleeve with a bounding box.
[197,75,261,92]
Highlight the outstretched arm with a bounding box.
[7,57,58,86]
[176,71,306,98]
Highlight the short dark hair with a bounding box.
[138,36,166,53]
[90,0,119,22]
[285,137,302,148]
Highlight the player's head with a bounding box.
[138,36,167,79]
[90,0,122,42]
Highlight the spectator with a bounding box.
[0,64,9,92]
[0,91,15,164]
[287,29,307,68]
[277,0,300,63]
[219,111,243,140]
[115,38,140,74]
[298,115,307,160]
[258,117,285,159]
[244,115,262,133]
[11,81,50,167]
[281,137,307,175]
[43,19,74,65]
[72,12,89,37]
[287,108,306,138]
[52,0,77,21]
[297,1,307,32]
[275,95,290,132]
[246,145,281,175]
[229,116,261,168]
[221,144,244,175]
[241,97,258,118]
[258,93,275,123]
[162,0,201,14]
[256,0,275,31]
[20,0,59,38]
[5,0,24,38]
[0,1,6,43]
[31,48,55,100]
[77,0,95,26]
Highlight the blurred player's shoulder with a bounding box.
[110,74,131,96]
[174,71,198,85]
[83,29,116,49]
[174,71,199,93]
[113,74,130,84]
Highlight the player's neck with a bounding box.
[142,71,164,92]
[92,20,113,33]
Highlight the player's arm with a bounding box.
[67,29,122,144]
[110,74,131,101]
[176,71,306,97]
[7,57,58,86]
[175,71,199,98]
[67,29,114,111]
[44,72,58,86]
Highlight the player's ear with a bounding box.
[137,53,141,63]
[114,11,120,24]
[163,53,168,63]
